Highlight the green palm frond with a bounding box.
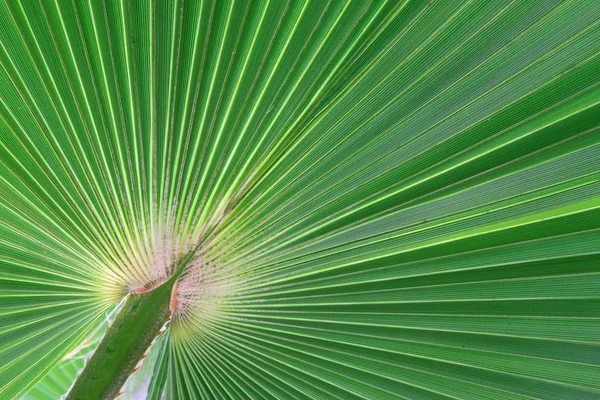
[1,0,600,399]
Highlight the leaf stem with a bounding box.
[66,279,174,400]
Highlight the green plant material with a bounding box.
[66,281,172,400]
[23,302,122,400]
[1,1,600,399]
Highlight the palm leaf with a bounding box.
[1,0,599,399]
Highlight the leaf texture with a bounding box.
[1,0,600,399]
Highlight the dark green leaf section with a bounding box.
[1,0,600,399]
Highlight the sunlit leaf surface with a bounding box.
[1,1,599,399]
